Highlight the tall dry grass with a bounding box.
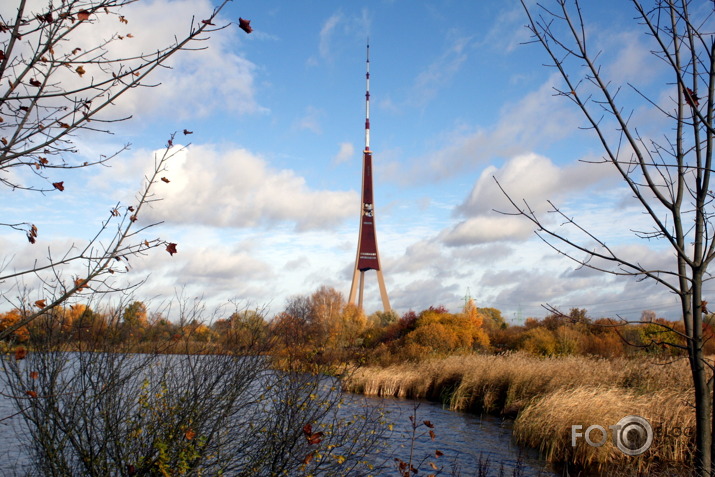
[343,352,695,471]
[513,386,693,472]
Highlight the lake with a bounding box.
[0,352,556,476]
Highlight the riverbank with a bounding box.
[342,352,694,474]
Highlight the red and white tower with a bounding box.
[348,43,391,312]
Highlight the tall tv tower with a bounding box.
[348,42,391,312]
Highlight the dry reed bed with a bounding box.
[513,386,693,472]
[343,353,695,470]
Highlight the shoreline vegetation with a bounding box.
[343,353,695,474]
[1,286,708,474]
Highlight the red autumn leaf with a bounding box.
[435,450,444,458]
[183,129,193,135]
[30,371,39,379]
[75,65,86,77]
[74,277,88,291]
[166,243,178,256]
[77,10,90,21]
[27,224,38,244]
[0,50,5,61]
[34,300,46,308]
[423,420,434,428]
[15,347,27,360]
[39,157,48,165]
[52,181,65,191]
[129,215,137,222]
[185,429,196,440]
[1,137,6,146]
[685,87,700,108]
[111,208,119,216]
[128,206,135,212]
[144,240,150,247]
[429,462,439,470]
[36,12,53,23]
[201,19,215,26]
[160,177,170,183]
[303,451,315,465]
[429,430,436,440]
[239,17,252,34]
[703,300,709,314]
[26,390,37,398]
[167,138,173,147]
[119,16,128,24]
[126,33,134,38]
[302,423,323,445]
[306,432,323,445]
[29,78,41,87]
[58,122,71,128]
[72,47,82,55]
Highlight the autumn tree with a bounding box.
[0,0,237,339]
[0,308,29,342]
[510,1,715,473]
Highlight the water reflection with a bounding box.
[0,378,555,476]
[346,394,556,477]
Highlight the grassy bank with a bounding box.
[343,352,694,472]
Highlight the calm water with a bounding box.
[0,378,556,476]
[350,395,555,476]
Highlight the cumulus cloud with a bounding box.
[440,153,614,246]
[142,144,358,231]
[441,216,534,246]
[178,247,274,284]
[386,76,583,185]
[333,142,355,164]
[16,0,266,122]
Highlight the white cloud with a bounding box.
[441,216,534,246]
[333,142,355,164]
[293,106,325,134]
[386,76,584,185]
[319,13,344,60]
[24,0,267,122]
[408,33,472,108]
[440,153,614,246]
[142,144,358,231]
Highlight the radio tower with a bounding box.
[348,42,391,312]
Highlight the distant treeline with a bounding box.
[0,285,706,361]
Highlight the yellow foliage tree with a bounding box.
[0,309,30,342]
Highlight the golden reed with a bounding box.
[343,352,694,471]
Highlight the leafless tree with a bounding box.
[0,0,234,338]
[0,299,389,476]
[504,1,715,474]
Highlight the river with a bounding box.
[350,394,556,476]
[0,390,555,476]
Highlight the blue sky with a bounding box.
[0,0,697,321]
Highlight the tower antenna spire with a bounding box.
[364,40,370,151]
